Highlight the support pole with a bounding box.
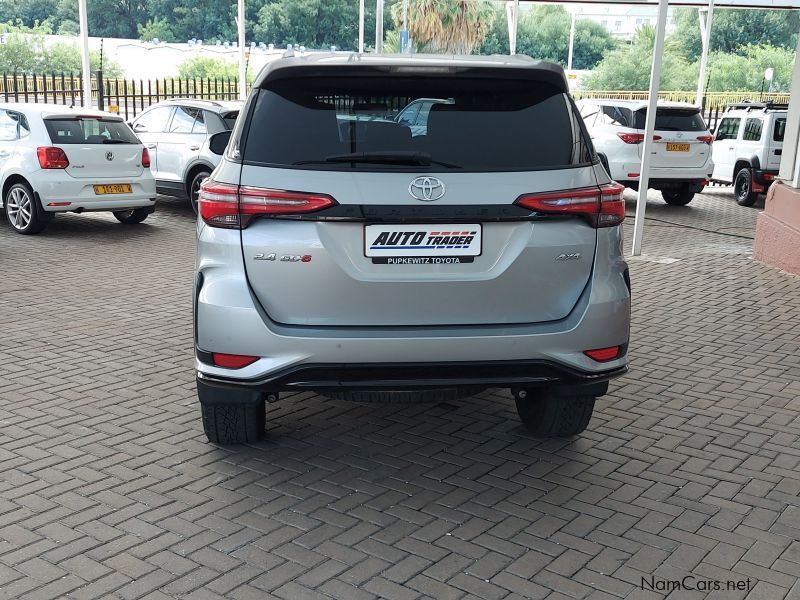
[631,0,669,257]
[506,0,519,55]
[695,0,714,106]
[78,0,91,108]
[237,0,246,100]
[375,0,384,53]
[358,0,365,52]
[782,33,800,186]
[567,9,577,71]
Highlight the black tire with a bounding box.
[661,186,695,206]
[189,170,211,214]
[515,387,596,437]
[200,401,265,444]
[113,207,150,224]
[4,182,48,234]
[734,167,758,207]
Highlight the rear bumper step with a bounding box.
[196,353,627,394]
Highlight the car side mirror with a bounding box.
[209,130,232,156]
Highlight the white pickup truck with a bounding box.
[711,102,786,207]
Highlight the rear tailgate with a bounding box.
[43,115,145,179]
[766,115,786,171]
[634,107,711,169]
[236,67,603,327]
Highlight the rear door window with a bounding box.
[133,106,172,133]
[600,105,633,127]
[634,108,706,131]
[169,106,199,133]
[773,118,786,142]
[243,76,590,171]
[44,117,139,144]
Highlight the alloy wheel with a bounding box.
[7,187,32,231]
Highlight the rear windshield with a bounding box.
[242,76,591,171]
[44,117,139,144]
[633,108,706,132]
[774,118,786,142]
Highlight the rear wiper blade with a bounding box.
[102,139,130,144]
[295,151,461,168]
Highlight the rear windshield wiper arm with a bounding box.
[295,151,461,168]
[102,139,131,144]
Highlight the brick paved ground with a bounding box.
[0,188,799,600]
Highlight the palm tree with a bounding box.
[390,0,495,54]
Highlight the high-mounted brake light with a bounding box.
[37,147,69,169]
[141,148,151,168]
[211,353,259,369]
[198,180,337,229]
[515,182,626,228]
[696,135,714,145]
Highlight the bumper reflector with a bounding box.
[584,346,621,362]
[47,202,72,206]
[211,353,259,369]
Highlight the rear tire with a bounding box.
[515,387,596,437]
[189,170,211,214]
[734,167,758,207]
[4,182,48,234]
[113,207,150,224]
[200,400,265,444]
[661,186,695,206]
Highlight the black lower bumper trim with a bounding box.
[196,356,628,394]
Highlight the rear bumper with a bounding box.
[36,173,156,212]
[753,170,778,186]
[196,353,628,393]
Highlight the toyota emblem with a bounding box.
[105,151,114,161]
[408,176,445,202]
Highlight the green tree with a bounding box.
[705,44,794,93]
[137,18,174,42]
[478,5,616,69]
[672,7,800,61]
[583,26,696,90]
[177,55,240,79]
[391,0,494,54]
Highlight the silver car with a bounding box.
[194,54,631,444]
[131,99,242,212]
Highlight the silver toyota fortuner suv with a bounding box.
[194,53,631,445]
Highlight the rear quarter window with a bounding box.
[774,118,786,142]
[242,76,591,171]
[44,117,139,144]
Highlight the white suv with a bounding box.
[578,100,714,206]
[711,102,786,207]
[0,103,156,234]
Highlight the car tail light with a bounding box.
[211,352,259,369]
[584,346,621,362]
[37,147,69,169]
[616,133,661,144]
[199,180,337,229]
[141,148,151,168]
[763,172,775,181]
[515,182,626,228]
[696,135,714,145]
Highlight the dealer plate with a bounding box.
[94,184,132,195]
[365,224,482,262]
[666,143,690,152]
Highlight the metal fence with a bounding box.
[1,72,791,130]
[0,71,242,120]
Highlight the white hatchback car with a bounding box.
[0,103,156,234]
[578,100,714,206]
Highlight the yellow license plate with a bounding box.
[666,143,690,152]
[94,184,132,195]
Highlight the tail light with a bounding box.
[515,183,626,228]
[199,180,337,229]
[141,148,151,168]
[696,135,714,145]
[616,133,662,144]
[37,147,69,169]
[211,353,258,369]
[584,346,621,362]
[763,172,775,181]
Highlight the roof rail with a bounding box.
[724,100,789,112]
[161,97,225,107]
